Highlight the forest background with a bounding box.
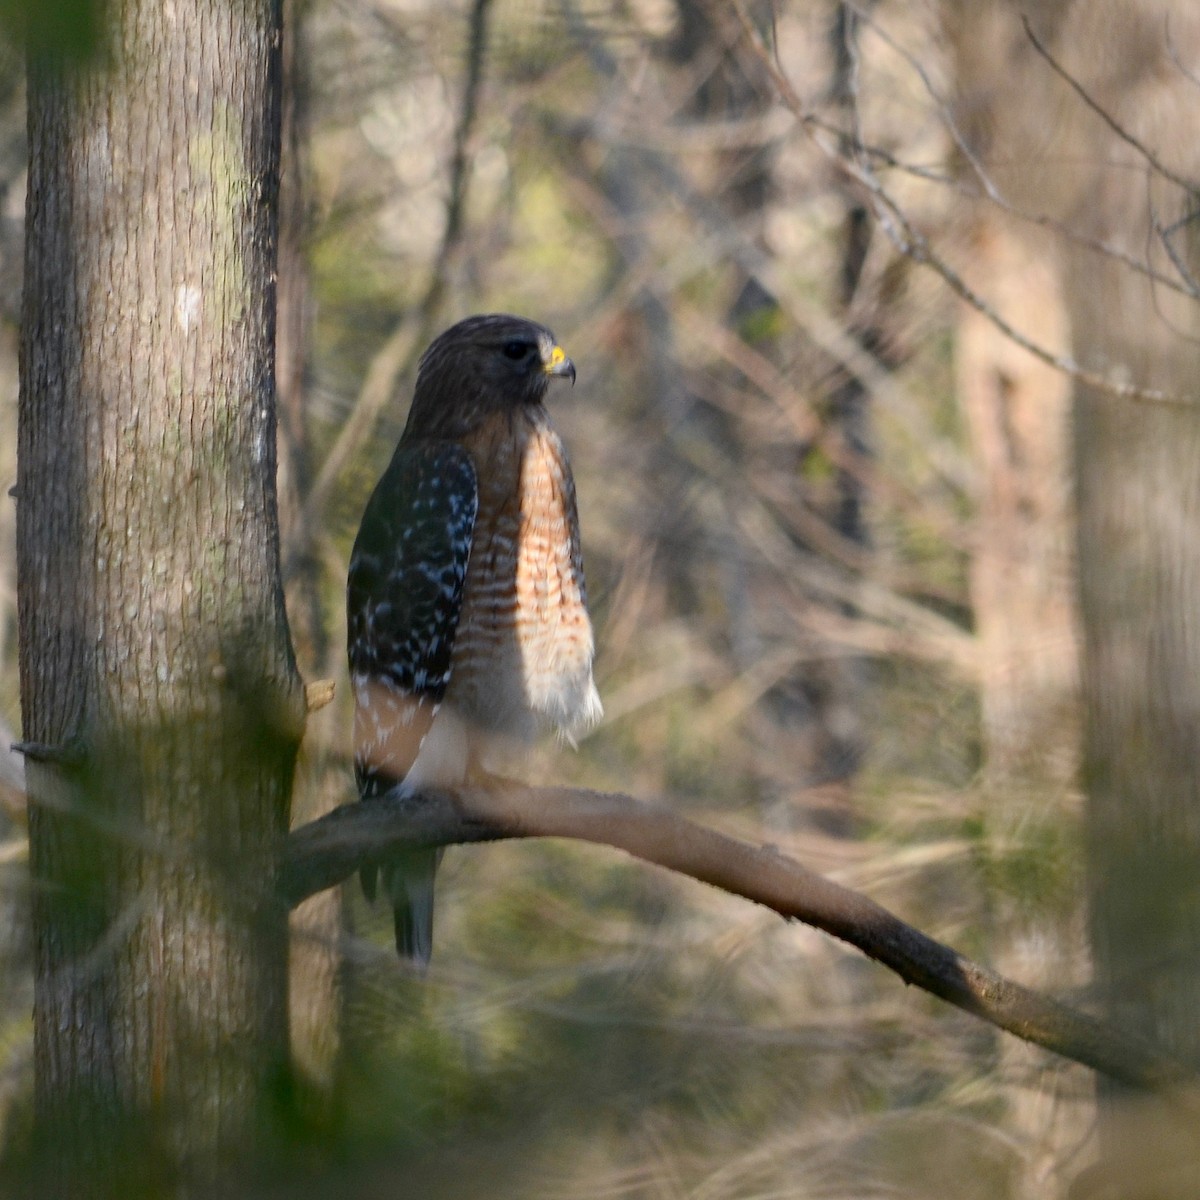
[3,0,1200,1196]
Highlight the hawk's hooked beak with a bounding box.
[544,344,577,386]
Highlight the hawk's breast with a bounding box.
[450,409,601,743]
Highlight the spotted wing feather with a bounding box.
[348,441,477,789]
[347,442,477,958]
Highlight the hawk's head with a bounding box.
[405,314,576,438]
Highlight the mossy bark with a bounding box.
[17,0,301,1189]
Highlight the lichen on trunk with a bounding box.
[15,0,302,1187]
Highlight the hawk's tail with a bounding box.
[379,848,441,969]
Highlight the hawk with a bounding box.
[347,313,602,966]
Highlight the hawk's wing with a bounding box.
[347,441,478,801]
[347,441,478,960]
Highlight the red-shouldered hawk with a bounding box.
[347,314,602,965]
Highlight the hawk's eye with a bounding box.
[502,340,533,361]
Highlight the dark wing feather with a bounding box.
[347,441,477,963]
[347,441,478,798]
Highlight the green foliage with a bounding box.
[5,0,103,65]
[969,801,1083,922]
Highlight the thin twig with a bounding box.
[301,0,496,533]
[1158,205,1200,301]
[419,0,495,326]
[728,0,1198,409]
[839,4,1200,302]
[299,317,422,530]
[1021,14,1197,196]
[1020,13,1200,302]
[1166,14,1200,93]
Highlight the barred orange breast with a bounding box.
[450,407,602,749]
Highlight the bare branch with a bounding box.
[298,0,496,536]
[1021,15,1196,196]
[1021,14,1200,301]
[282,780,1198,1099]
[728,0,1199,409]
[1158,205,1200,300]
[842,145,1198,408]
[420,0,495,325]
[838,5,1200,302]
[1166,14,1200,93]
[866,199,1196,408]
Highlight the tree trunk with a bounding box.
[942,0,1079,783]
[955,217,1076,779]
[1060,0,1200,1059]
[1071,229,1200,1199]
[17,0,301,1188]
[1054,4,1200,1194]
[934,11,1088,1189]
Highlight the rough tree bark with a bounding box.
[16,0,302,1188]
[1053,0,1200,1057]
[1049,4,1200,1194]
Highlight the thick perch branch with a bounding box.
[282,782,1194,1097]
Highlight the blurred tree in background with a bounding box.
[2,0,1200,1197]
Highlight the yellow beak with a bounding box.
[544,344,577,385]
